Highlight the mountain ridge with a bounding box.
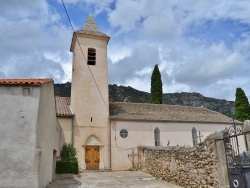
[54,82,234,117]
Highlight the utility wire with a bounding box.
[61,0,109,111]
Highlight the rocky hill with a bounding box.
[54,82,71,97]
[54,83,234,117]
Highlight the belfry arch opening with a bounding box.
[87,48,96,65]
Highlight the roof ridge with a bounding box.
[111,102,209,109]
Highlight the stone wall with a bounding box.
[138,133,222,187]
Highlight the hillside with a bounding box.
[54,83,234,117]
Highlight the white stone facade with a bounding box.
[0,81,61,188]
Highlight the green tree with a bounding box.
[60,143,77,161]
[235,88,250,122]
[150,64,163,104]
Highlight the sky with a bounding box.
[0,0,250,101]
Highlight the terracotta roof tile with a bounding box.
[55,96,73,117]
[109,102,241,124]
[0,78,53,86]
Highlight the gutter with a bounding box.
[109,118,242,125]
[69,105,75,145]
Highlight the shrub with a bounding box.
[60,143,77,161]
[56,160,79,174]
[56,143,79,174]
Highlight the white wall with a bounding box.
[0,85,40,188]
[111,120,234,170]
[36,82,61,188]
[58,117,72,145]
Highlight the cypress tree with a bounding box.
[150,64,162,104]
[235,88,250,122]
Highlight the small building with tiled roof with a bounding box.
[0,78,62,188]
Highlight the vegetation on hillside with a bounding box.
[150,64,162,104]
[54,83,235,117]
[109,84,150,103]
[54,82,71,97]
[235,88,250,122]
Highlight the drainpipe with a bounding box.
[110,119,112,170]
[71,116,74,145]
[69,105,74,146]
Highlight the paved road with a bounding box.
[49,171,182,188]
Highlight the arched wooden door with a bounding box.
[85,145,100,169]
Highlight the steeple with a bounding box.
[70,15,109,52]
[76,15,109,37]
[83,16,101,32]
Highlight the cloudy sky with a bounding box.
[0,0,250,101]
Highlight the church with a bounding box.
[55,16,238,171]
[0,15,241,188]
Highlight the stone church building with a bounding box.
[0,16,242,188]
[55,16,240,171]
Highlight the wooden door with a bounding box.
[85,146,100,169]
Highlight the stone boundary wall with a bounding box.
[138,133,222,187]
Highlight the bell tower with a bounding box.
[70,16,110,170]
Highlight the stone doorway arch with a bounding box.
[85,135,101,145]
[82,135,104,170]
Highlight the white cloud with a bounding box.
[108,43,132,63]
[1,0,250,101]
[124,77,151,93]
[83,0,115,13]
[0,0,48,19]
[108,0,146,32]
[164,80,190,94]
[175,42,247,86]
[105,0,250,100]
[108,43,160,84]
[135,67,152,77]
[0,0,72,82]
[62,0,115,14]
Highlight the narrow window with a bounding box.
[87,48,96,65]
[154,127,160,146]
[192,127,198,147]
